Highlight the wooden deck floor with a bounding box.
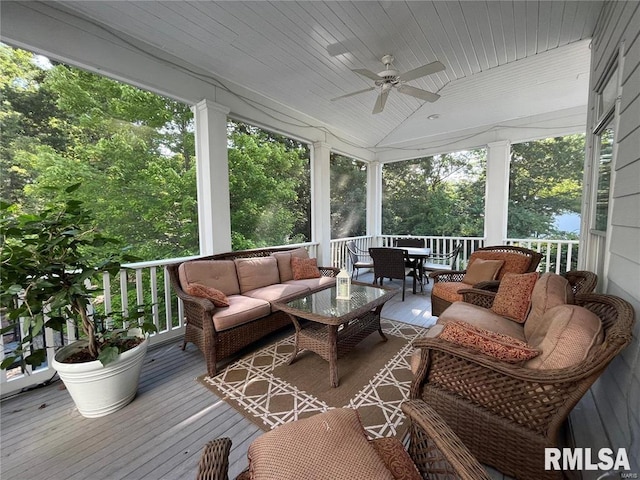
[1,275,507,479]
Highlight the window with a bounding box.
[330,153,367,238]
[591,65,618,234]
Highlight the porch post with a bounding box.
[484,140,511,246]
[192,99,232,255]
[311,142,332,266]
[367,161,383,244]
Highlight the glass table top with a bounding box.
[284,283,393,318]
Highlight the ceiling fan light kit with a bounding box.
[331,54,445,114]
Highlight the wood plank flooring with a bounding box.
[1,274,508,479]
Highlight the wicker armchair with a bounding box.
[429,245,543,316]
[197,400,491,480]
[410,291,635,480]
[167,247,339,376]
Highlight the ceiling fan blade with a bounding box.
[331,87,376,101]
[372,90,390,114]
[398,61,446,82]
[397,85,440,102]
[352,68,381,81]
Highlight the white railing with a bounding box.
[1,237,579,396]
[505,238,581,273]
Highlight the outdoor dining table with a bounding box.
[390,246,431,294]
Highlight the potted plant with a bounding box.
[0,184,156,417]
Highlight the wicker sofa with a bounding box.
[168,246,339,376]
[410,271,635,480]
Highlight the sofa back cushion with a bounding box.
[525,273,574,340]
[468,251,533,280]
[178,260,240,296]
[525,304,604,370]
[272,247,309,282]
[235,256,281,293]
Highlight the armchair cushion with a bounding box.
[526,304,604,369]
[437,302,526,341]
[491,272,539,323]
[248,408,394,480]
[431,281,473,305]
[469,251,533,280]
[291,256,321,280]
[185,283,230,308]
[525,273,574,339]
[462,258,504,285]
[439,320,541,363]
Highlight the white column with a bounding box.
[311,142,332,266]
[484,140,511,246]
[367,161,383,244]
[192,99,232,255]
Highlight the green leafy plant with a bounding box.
[0,184,157,370]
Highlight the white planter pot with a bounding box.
[52,331,149,418]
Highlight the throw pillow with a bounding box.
[291,256,321,280]
[491,272,539,323]
[248,408,394,480]
[462,258,505,285]
[185,282,230,308]
[439,320,540,363]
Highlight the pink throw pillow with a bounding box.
[185,283,230,308]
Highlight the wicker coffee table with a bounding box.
[273,282,398,387]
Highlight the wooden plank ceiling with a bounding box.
[57,1,603,151]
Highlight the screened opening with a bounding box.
[330,153,367,238]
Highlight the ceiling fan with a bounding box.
[331,55,445,114]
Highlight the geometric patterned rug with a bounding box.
[198,319,429,440]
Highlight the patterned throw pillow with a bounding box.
[291,256,321,280]
[439,320,540,363]
[491,272,540,323]
[185,283,230,308]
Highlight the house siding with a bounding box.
[578,1,640,475]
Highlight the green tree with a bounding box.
[508,135,585,238]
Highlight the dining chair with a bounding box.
[346,241,374,280]
[368,247,410,301]
[394,238,425,288]
[422,242,463,283]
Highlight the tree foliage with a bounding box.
[330,154,367,238]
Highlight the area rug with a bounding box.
[198,319,429,440]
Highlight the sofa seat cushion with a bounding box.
[272,247,309,282]
[286,276,336,292]
[437,302,526,341]
[235,256,280,294]
[440,320,541,363]
[432,281,474,305]
[178,260,240,296]
[469,251,533,280]
[248,408,394,480]
[243,283,310,305]
[212,295,271,332]
[525,304,604,370]
[525,272,574,340]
